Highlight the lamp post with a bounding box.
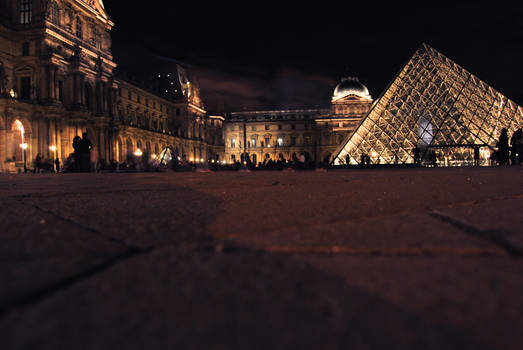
[49,145,57,172]
[20,143,28,173]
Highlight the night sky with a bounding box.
[103,1,523,112]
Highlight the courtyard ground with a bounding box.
[0,167,522,349]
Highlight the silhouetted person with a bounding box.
[345,154,350,166]
[54,157,60,173]
[365,154,370,165]
[78,132,92,171]
[497,128,509,165]
[473,146,480,167]
[360,153,366,166]
[514,128,523,164]
[413,147,421,166]
[72,136,81,172]
[34,153,43,173]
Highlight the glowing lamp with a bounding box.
[20,143,28,150]
[49,145,57,152]
[134,149,143,157]
[200,158,204,163]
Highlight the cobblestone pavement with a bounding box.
[0,167,522,349]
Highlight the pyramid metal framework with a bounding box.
[333,43,523,166]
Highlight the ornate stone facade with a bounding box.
[0,0,223,172]
[224,78,373,164]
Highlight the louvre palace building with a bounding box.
[224,78,373,165]
[0,0,224,173]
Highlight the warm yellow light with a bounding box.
[371,151,378,158]
[177,156,181,161]
[49,145,56,152]
[9,89,16,98]
[190,157,194,162]
[15,120,25,142]
[211,160,215,163]
[134,149,143,157]
[200,158,204,163]
[20,143,28,150]
[151,153,157,159]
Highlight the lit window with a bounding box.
[231,138,236,148]
[277,137,283,147]
[20,0,32,24]
[251,138,256,147]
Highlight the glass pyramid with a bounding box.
[333,43,523,166]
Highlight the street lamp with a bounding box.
[49,145,57,172]
[134,149,143,157]
[20,143,28,173]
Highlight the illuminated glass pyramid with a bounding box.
[333,43,523,166]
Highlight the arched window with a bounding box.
[13,120,25,162]
[51,2,60,25]
[76,16,83,39]
[20,0,32,24]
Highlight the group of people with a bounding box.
[494,127,523,165]
[69,132,95,172]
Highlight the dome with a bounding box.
[333,78,371,100]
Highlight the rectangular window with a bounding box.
[93,27,101,49]
[20,0,32,24]
[265,124,269,131]
[231,138,236,148]
[20,77,31,100]
[251,138,256,147]
[265,138,270,147]
[58,80,63,102]
[277,137,283,147]
[22,42,30,56]
[251,125,256,131]
[291,124,296,130]
[290,136,296,146]
[278,124,282,130]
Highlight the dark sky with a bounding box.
[103,1,523,112]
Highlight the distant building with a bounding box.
[0,0,223,172]
[224,78,373,164]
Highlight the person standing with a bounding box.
[79,132,92,172]
[54,157,60,173]
[497,128,509,166]
[473,146,480,167]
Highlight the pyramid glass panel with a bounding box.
[333,43,522,165]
